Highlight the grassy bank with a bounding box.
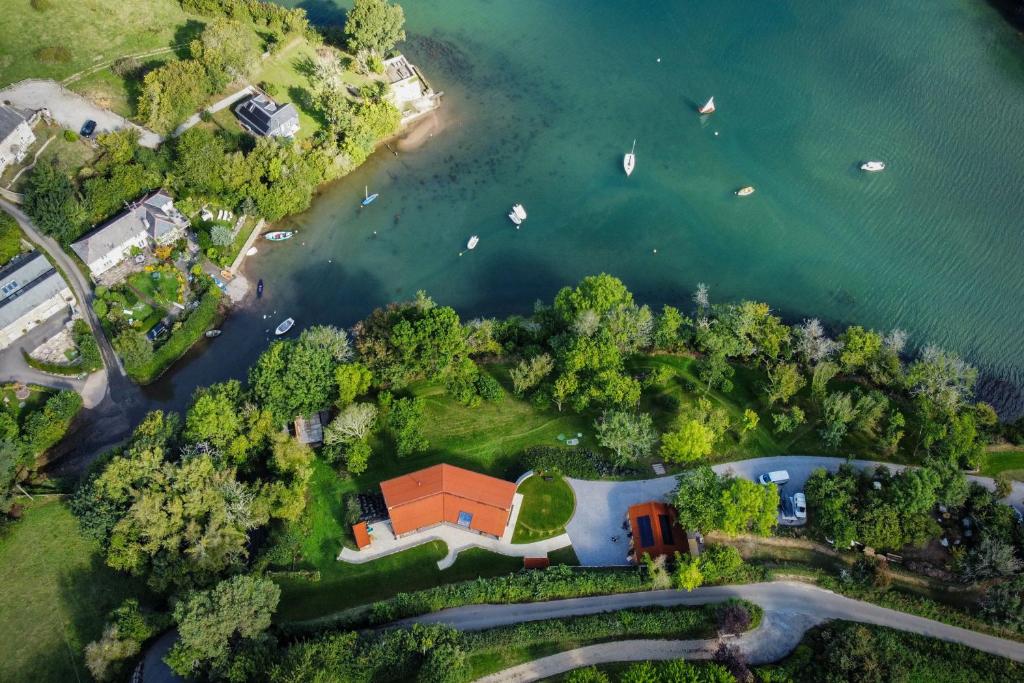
[0,0,202,86]
[980,449,1024,481]
[0,499,150,683]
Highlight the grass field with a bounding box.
[128,270,182,307]
[0,0,203,86]
[512,475,576,543]
[980,449,1024,481]
[0,499,150,683]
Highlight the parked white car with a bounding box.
[758,470,790,486]
[792,492,807,520]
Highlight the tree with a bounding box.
[660,419,715,463]
[387,396,427,456]
[509,353,554,395]
[166,575,280,677]
[264,432,314,521]
[718,477,778,536]
[838,326,883,374]
[190,18,259,90]
[820,391,856,448]
[740,408,759,434]
[959,535,1024,582]
[653,304,689,351]
[344,0,407,54]
[982,575,1024,631]
[324,403,378,444]
[673,465,722,533]
[811,361,838,401]
[554,273,634,327]
[673,554,704,591]
[114,331,153,372]
[138,59,211,133]
[211,225,233,246]
[594,410,656,467]
[23,159,86,242]
[805,466,857,547]
[763,362,805,406]
[564,668,611,683]
[794,318,839,365]
[335,362,373,405]
[344,440,372,476]
[184,381,242,450]
[906,345,977,415]
[693,282,710,311]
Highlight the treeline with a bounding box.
[0,389,82,514]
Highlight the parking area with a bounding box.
[0,79,161,147]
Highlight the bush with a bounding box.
[111,56,142,77]
[63,129,79,142]
[23,320,103,376]
[31,0,54,10]
[522,446,616,478]
[475,372,504,402]
[35,46,71,64]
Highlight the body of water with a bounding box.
[143,0,1024,416]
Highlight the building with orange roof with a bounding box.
[380,463,517,538]
[627,501,688,564]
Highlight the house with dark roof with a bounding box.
[234,93,300,138]
[383,54,440,124]
[0,105,38,175]
[71,191,189,279]
[0,252,74,350]
[380,464,517,539]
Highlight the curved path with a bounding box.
[402,581,1024,682]
[566,455,1024,566]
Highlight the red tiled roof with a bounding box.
[523,557,551,569]
[380,464,517,537]
[352,521,371,549]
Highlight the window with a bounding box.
[456,511,473,527]
[637,515,655,547]
[658,514,674,545]
[1,281,19,296]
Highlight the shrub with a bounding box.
[111,56,142,77]
[35,46,71,64]
[31,0,53,11]
[521,446,611,478]
[63,129,79,142]
[475,372,504,402]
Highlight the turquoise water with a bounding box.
[145,0,1024,414]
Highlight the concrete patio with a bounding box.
[338,492,572,569]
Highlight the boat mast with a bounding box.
[630,139,636,155]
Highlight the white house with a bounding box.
[71,191,190,279]
[0,252,74,350]
[0,105,38,176]
[383,54,440,123]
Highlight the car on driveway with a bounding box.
[758,470,790,486]
[80,119,97,137]
[793,492,807,520]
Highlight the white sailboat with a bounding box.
[508,211,522,226]
[623,139,636,176]
[860,161,885,172]
[466,235,479,250]
[512,204,527,220]
[698,96,716,115]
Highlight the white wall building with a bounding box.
[383,54,440,124]
[0,252,74,350]
[0,105,38,175]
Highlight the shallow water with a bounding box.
[144,0,1024,415]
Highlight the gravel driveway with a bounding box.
[0,79,161,147]
[567,456,1023,567]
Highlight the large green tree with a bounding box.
[594,410,656,467]
[23,159,86,242]
[344,0,407,54]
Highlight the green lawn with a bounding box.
[0,499,151,683]
[0,211,25,266]
[0,0,204,86]
[980,449,1024,481]
[128,269,182,307]
[512,475,576,543]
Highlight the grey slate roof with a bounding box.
[0,105,33,141]
[0,252,67,328]
[384,55,415,83]
[234,94,299,137]
[71,191,189,265]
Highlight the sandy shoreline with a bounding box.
[395,106,450,152]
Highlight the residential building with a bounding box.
[294,412,325,446]
[71,191,189,279]
[383,54,441,123]
[380,463,517,539]
[0,252,74,350]
[234,93,300,138]
[627,500,688,564]
[0,105,38,175]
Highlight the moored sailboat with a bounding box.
[698,96,716,115]
[623,139,636,176]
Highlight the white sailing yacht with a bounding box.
[623,139,636,176]
[698,96,716,115]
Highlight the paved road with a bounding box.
[567,456,1024,566]
[0,79,161,148]
[406,581,1024,682]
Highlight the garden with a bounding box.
[512,473,576,542]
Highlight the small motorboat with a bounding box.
[735,186,756,197]
[361,185,379,206]
[466,235,479,250]
[698,96,716,115]
[246,246,258,256]
[512,204,527,220]
[205,330,222,338]
[860,161,886,172]
[275,317,295,336]
[264,231,293,241]
[508,211,522,226]
[623,139,636,177]
[256,279,264,298]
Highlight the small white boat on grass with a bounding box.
[735,186,756,197]
[698,96,716,115]
[512,204,527,220]
[623,139,636,177]
[860,161,886,172]
[275,317,295,335]
[467,235,479,250]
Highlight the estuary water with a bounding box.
[144,0,1024,415]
